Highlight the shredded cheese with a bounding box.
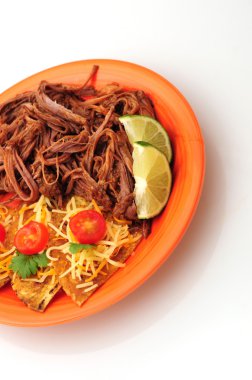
[1,195,55,281]
[48,223,68,239]
[50,197,141,283]
[59,261,79,278]
[83,284,98,293]
[0,256,12,266]
[34,195,45,222]
[76,281,94,289]
[84,260,107,282]
[0,246,15,258]
[1,194,141,287]
[91,199,102,214]
[45,243,69,261]
[18,207,25,229]
[113,216,132,225]
[46,196,142,282]
[18,195,51,230]
[52,209,67,214]
[22,268,55,283]
[3,214,13,227]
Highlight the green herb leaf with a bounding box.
[9,251,49,279]
[33,252,48,268]
[69,243,94,254]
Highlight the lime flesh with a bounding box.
[133,142,172,219]
[119,115,172,162]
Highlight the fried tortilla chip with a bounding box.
[7,206,62,312]
[0,208,20,290]
[52,239,140,306]
[0,276,10,289]
[11,275,61,312]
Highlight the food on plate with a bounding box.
[12,273,61,312]
[119,115,173,162]
[69,209,107,244]
[14,221,49,255]
[0,65,173,311]
[132,142,172,219]
[7,196,61,311]
[0,207,20,289]
[49,196,142,306]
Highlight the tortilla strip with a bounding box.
[11,275,61,312]
[52,239,140,306]
[0,276,10,289]
[0,208,20,289]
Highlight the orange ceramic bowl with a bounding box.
[0,59,205,327]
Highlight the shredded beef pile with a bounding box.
[0,66,154,236]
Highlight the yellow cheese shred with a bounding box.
[113,216,132,225]
[83,284,98,293]
[76,281,93,289]
[84,260,107,282]
[91,199,102,214]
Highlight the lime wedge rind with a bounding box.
[119,115,173,163]
[133,142,172,219]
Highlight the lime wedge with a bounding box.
[133,142,172,219]
[119,115,172,162]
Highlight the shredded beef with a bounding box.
[0,66,155,235]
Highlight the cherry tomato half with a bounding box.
[69,210,106,244]
[14,221,49,255]
[0,223,6,243]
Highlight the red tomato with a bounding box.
[0,223,6,243]
[69,210,106,244]
[80,95,95,101]
[14,221,49,255]
[0,192,15,203]
[7,199,22,209]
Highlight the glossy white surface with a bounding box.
[0,0,251,378]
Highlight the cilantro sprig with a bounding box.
[69,243,94,254]
[9,251,48,279]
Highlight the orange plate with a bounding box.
[0,59,205,327]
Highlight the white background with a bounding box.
[0,0,251,379]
